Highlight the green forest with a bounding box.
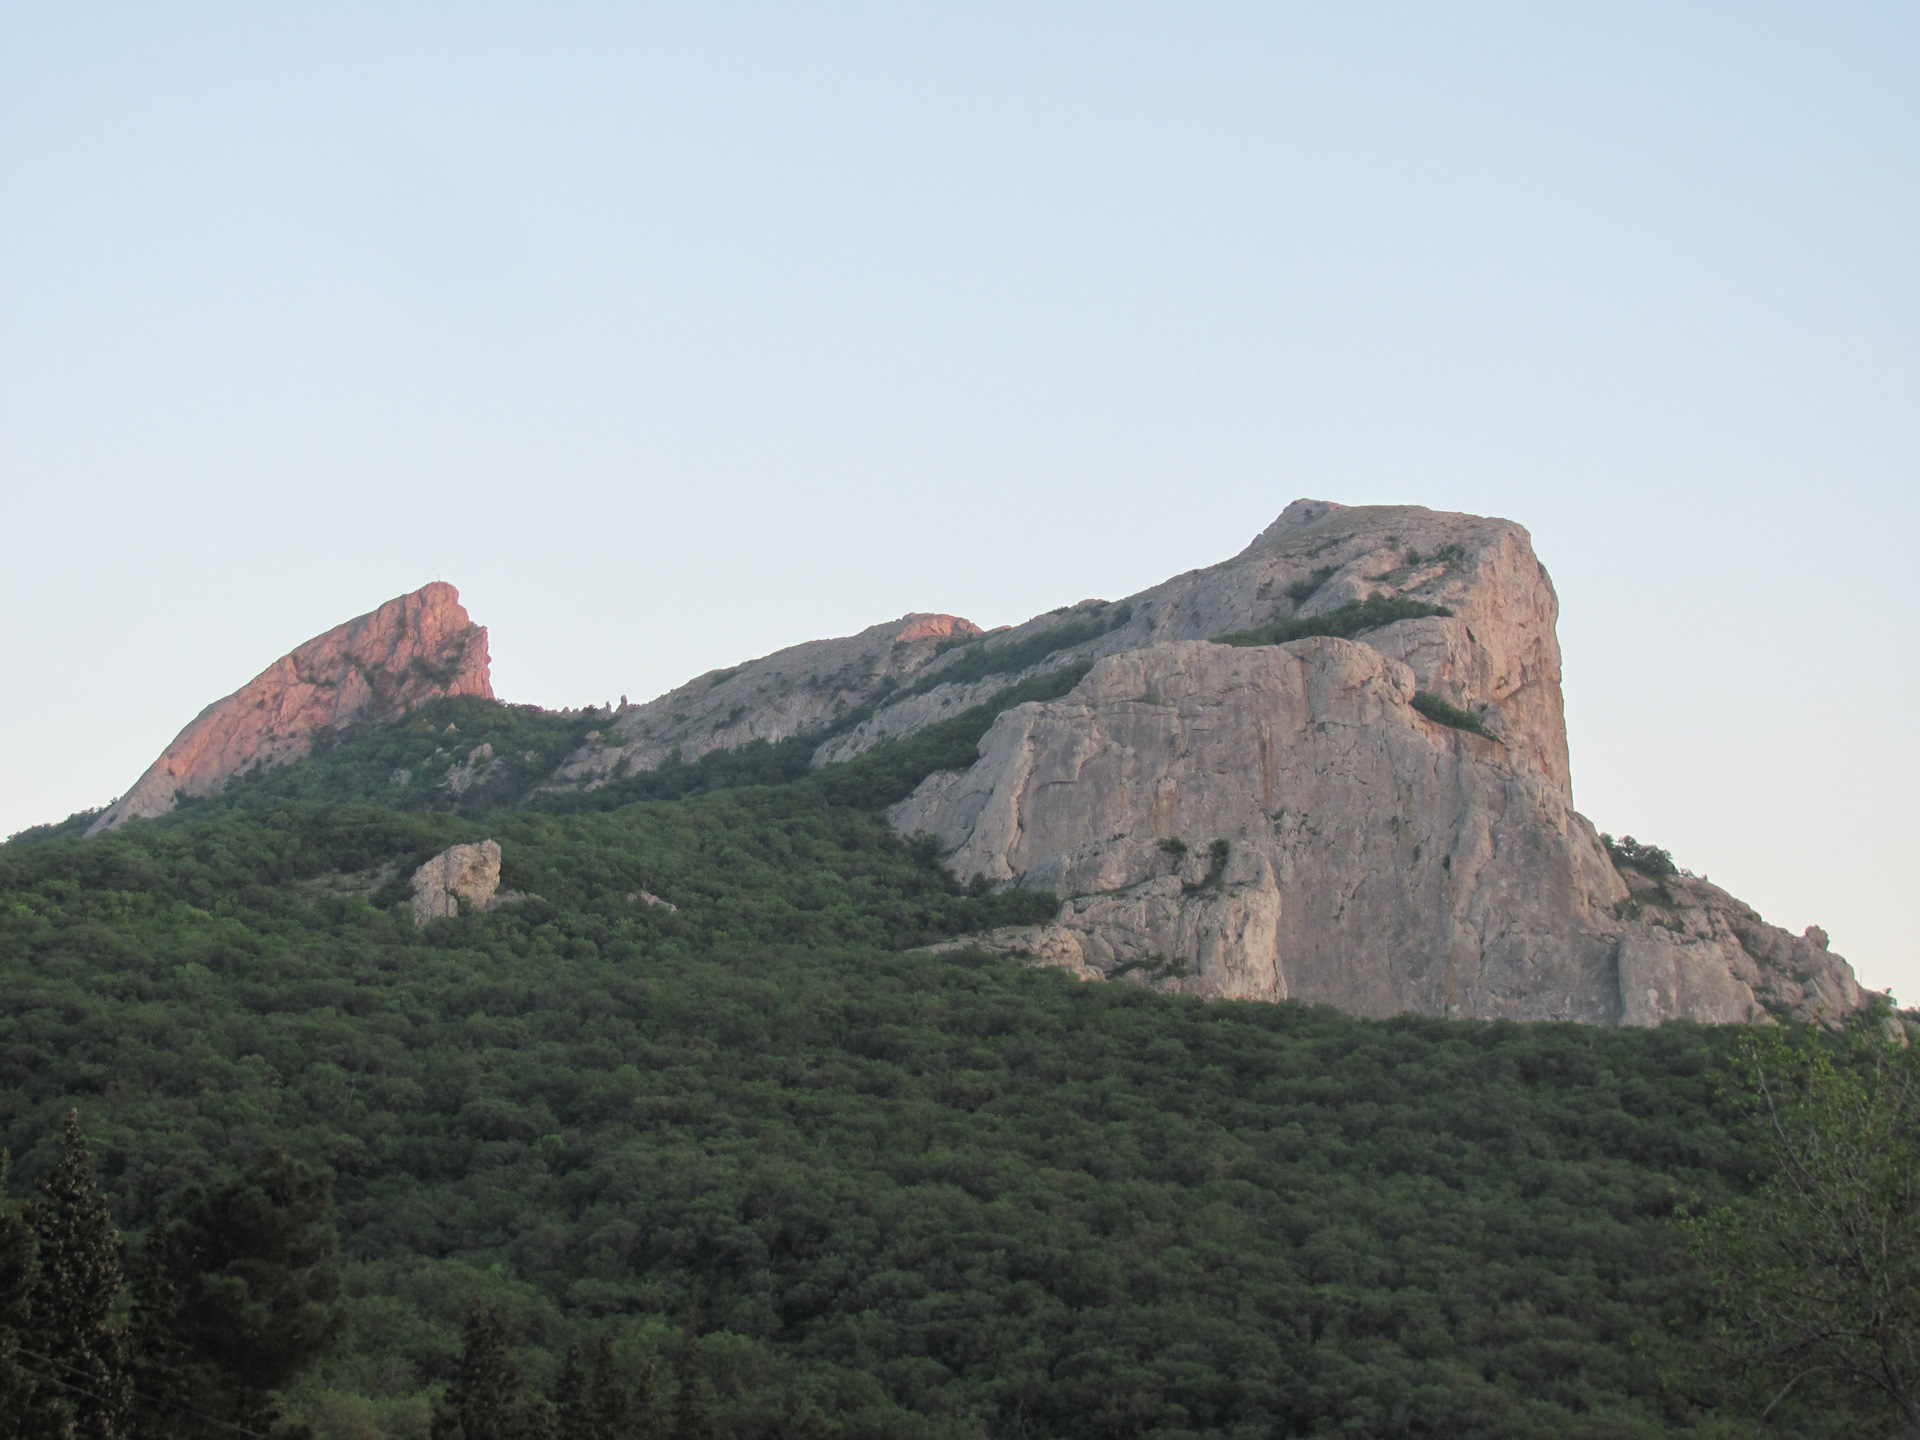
[0,698,1906,1439]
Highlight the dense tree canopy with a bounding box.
[0,697,1874,1438]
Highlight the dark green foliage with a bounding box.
[1681,1024,1920,1436]
[24,1113,132,1440]
[0,769,1773,1437]
[554,1348,592,1439]
[1283,565,1338,604]
[173,697,596,821]
[125,1237,199,1440]
[1214,592,1452,648]
[671,1310,716,1440]
[555,1331,649,1440]
[1411,690,1495,737]
[809,664,1092,812]
[902,617,1107,699]
[1106,603,1133,627]
[0,698,1807,1437]
[4,809,104,848]
[534,737,819,813]
[149,1151,342,1428]
[591,1331,635,1440]
[433,1304,540,1440]
[0,1154,39,1427]
[202,657,1093,828]
[1603,834,1680,879]
[1181,838,1230,894]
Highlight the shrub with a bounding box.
[1602,833,1680,879]
[1411,691,1494,738]
[902,618,1107,699]
[1214,594,1451,649]
[1183,838,1230,894]
[1283,566,1338,604]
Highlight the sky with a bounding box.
[3,4,1915,997]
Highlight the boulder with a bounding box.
[409,840,505,926]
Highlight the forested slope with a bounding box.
[0,699,1787,1439]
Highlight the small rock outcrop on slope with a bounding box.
[88,582,491,834]
[409,840,510,925]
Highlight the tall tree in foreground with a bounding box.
[590,1331,634,1440]
[670,1302,715,1440]
[1687,1023,1920,1436]
[552,1349,592,1440]
[24,1111,131,1440]
[138,1148,342,1437]
[0,1152,43,1428]
[433,1303,543,1440]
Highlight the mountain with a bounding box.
[84,504,1867,1027]
[0,503,1897,1439]
[85,583,490,835]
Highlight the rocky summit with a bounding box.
[87,581,490,834]
[92,504,1866,1027]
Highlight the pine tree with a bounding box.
[552,1349,591,1440]
[123,1223,199,1440]
[630,1355,666,1440]
[162,1152,341,1420]
[434,1303,537,1440]
[589,1331,631,1440]
[24,1111,131,1440]
[67,1151,342,1440]
[668,1305,714,1440]
[0,1152,44,1430]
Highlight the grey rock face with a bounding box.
[546,613,982,792]
[409,840,505,926]
[544,495,1868,1027]
[892,637,1865,1025]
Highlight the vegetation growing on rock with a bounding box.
[1211,593,1452,648]
[1411,690,1495,737]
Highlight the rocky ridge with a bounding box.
[80,504,1870,1028]
[544,498,1863,1027]
[546,613,983,790]
[87,582,490,834]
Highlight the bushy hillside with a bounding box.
[0,701,1770,1439]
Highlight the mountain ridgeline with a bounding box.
[0,498,1887,1440]
[62,499,1867,1030]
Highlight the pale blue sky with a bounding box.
[4,4,1916,996]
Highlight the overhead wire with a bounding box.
[12,1344,271,1439]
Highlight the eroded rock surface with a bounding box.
[892,635,1866,1026]
[88,583,491,834]
[547,614,983,791]
[409,840,505,925]
[533,495,1864,1026]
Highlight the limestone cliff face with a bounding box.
[470,494,1871,1027]
[802,501,1572,799]
[87,583,490,834]
[548,613,982,791]
[895,637,1865,1025]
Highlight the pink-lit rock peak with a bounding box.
[87,582,490,834]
